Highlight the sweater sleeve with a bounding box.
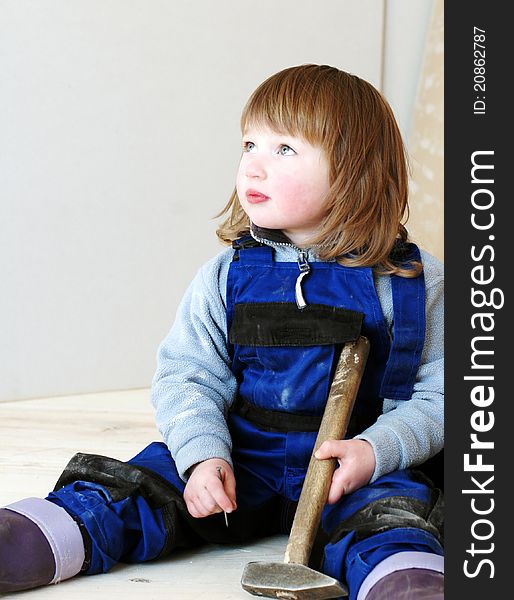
[150,248,236,481]
[355,251,444,482]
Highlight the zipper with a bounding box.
[251,231,311,309]
[295,250,311,309]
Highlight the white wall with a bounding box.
[0,0,433,401]
[382,0,434,141]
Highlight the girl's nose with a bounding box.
[245,157,267,179]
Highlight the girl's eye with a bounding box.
[242,141,256,152]
[278,144,295,156]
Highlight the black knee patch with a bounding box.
[309,487,443,572]
[53,452,203,558]
[54,453,181,508]
[329,488,444,547]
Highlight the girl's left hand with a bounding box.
[314,439,376,504]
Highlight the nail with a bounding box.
[216,466,229,528]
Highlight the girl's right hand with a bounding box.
[184,458,237,519]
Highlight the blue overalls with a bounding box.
[46,237,443,599]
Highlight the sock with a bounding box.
[0,498,85,592]
[357,551,444,600]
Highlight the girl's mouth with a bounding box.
[246,190,270,204]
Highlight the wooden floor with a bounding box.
[0,390,287,599]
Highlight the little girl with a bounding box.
[0,64,444,600]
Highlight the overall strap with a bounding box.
[231,235,273,264]
[379,243,426,401]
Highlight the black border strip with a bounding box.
[445,3,508,597]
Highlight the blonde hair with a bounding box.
[216,64,421,277]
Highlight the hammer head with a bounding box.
[241,561,348,599]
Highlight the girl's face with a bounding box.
[236,126,330,247]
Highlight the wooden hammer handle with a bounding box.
[284,336,370,566]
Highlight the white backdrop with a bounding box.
[0,0,434,401]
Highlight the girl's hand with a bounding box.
[184,458,237,519]
[314,439,376,504]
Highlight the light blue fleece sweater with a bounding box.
[151,237,444,483]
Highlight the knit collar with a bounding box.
[250,224,295,246]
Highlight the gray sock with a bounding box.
[364,568,444,600]
[357,551,444,600]
[1,498,85,592]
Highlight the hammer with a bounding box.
[241,336,370,599]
